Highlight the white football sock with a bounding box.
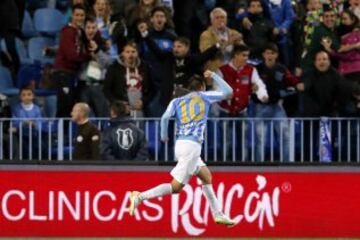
[202,184,222,216]
[139,183,173,201]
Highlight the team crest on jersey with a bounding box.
[116,128,134,150]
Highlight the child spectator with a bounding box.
[11,87,43,160]
[12,87,42,133]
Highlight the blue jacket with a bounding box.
[12,103,42,134]
[265,0,295,42]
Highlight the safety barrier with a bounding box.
[0,117,359,163]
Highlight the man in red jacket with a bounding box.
[214,44,268,161]
[216,44,268,116]
[54,4,92,117]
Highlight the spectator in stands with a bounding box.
[349,0,360,19]
[294,0,323,77]
[0,94,19,160]
[127,0,174,30]
[54,4,91,118]
[78,17,112,117]
[200,8,243,73]
[301,5,340,72]
[321,9,360,115]
[71,103,100,160]
[322,9,360,83]
[104,41,152,118]
[11,87,43,160]
[215,44,268,160]
[137,21,220,98]
[63,0,89,24]
[101,101,149,161]
[172,0,209,52]
[92,0,123,59]
[216,44,268,117]
[93,0,111,39]
[108,0,137,19]
[0,0,21,78]
[11,87,42,133]
[242,0,275,61]
[138,6,177,116]
[254,44,303,162]
[300,51,360,161]
[265,0,295,68]
[217,0,249,30]
[300,51,360,117]
[126,0,162,37]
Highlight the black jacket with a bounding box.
[242,13,274,59]
[73,121,100,160]
[100,119,149,161]
[301,67,360,117]
[143,34,219,101]
[138,29,177,105]
[104,58,152,105]
[255,62,300,104]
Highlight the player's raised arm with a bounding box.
[204,70,233,99]
[160,99,176,142]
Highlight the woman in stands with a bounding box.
[322,9,360,115]
[93,0,111,38]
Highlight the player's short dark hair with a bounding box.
[72,3,86,13]
[188,75,205,91]
[110,101,128,118]
[174,37,191,47]
[231,44,250,58]
[262,43,279,53]
[19,86,34,95]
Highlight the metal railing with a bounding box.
[0,117,359,163]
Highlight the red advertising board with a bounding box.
[0,167,359,237]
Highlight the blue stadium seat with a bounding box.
[22,10,38,38]
[0,66,19,96]
[33,8,65,36]
[0,38,32,65]
[28,37,56,64]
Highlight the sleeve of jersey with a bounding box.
[203,72,233,103]
[202,91,226,103]
[160,99,176,141]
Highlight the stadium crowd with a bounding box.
[1,0,360,161]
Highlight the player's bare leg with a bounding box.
[129,179,184,216]
[197,166,236,226]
